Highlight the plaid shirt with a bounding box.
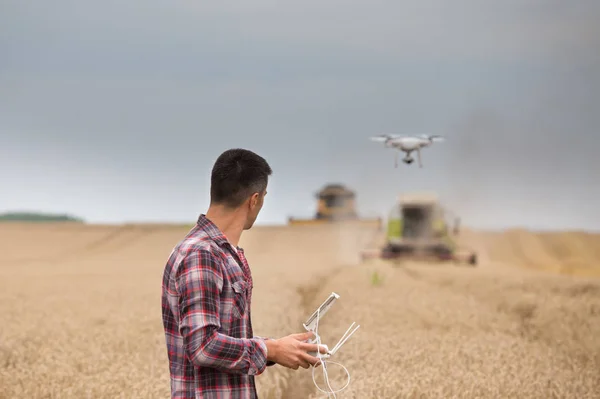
[161,214,274,398]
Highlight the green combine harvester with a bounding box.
[361,193,477,266]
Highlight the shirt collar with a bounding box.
[196,214,242,252]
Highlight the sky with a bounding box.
[2,0,600,231]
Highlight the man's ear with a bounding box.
[249,192,260,208]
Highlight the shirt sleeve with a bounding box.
[254,336,277,367]
[175,249,269,375]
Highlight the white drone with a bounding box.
[370,134,445,168]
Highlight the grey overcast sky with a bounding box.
[2,0,599,230]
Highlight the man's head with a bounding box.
[210,148,272,229]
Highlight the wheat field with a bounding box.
[0,222,599,399]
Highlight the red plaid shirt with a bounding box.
[161,214,274,398]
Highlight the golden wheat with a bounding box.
[0,223,599,399]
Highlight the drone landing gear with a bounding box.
[396,150,423,168]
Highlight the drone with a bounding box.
[369,134,445,168]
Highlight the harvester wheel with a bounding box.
[468,253,477,266]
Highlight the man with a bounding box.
[161,148,325,399]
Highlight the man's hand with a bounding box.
[265,332,328,370]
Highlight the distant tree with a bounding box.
[0,212,84,223]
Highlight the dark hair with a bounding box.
[210,148,273,208]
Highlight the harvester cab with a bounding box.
[315,184,358,221]
[287,183,382,228]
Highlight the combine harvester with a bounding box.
[288,183,382,228]
[360,192,477,266]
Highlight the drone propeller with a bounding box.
[370,134,404,142]
[417,134,445,142]
[428,135,445,142]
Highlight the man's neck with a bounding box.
[205,205,245,247]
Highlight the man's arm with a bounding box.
[175,249,269,375]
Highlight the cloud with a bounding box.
[3,0,599,80]
[1,0,599,229]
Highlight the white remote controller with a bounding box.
[302,292,360,362]
[303,292,339,332]
[302,293,338,359]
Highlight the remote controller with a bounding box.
[302,292,360,363]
